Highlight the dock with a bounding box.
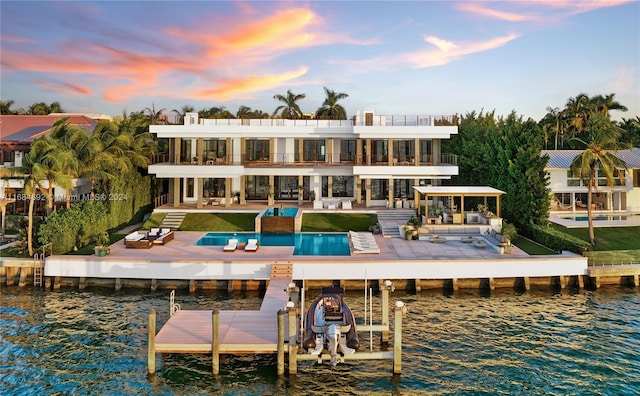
[150,265,293,357]
[148,265,405,376]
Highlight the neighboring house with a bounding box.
[543,149,640,212]
[0,114,103,212]
[149,110,459,208]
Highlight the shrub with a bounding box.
[523,223,590,254]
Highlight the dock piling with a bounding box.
[277,310,285,376]
[212,309,220,375]
[148,309,156,375]
[288,307,297,375]
[393,302,404,375]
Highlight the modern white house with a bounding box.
[543,149,640,212]
[148,110,459,208]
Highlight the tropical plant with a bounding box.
[316,87,348,120]
[0,99,16,115]
[0,151,48,256]
[172,105,195,124]
[144,103,167,125]
[29,135,75,213]
[272,90,306,119]
[569,113,628,246]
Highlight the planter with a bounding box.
[95,247,110,257]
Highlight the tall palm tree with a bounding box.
[29,136,75,213]
[144,103,167,125]
[316,87,348,120]
[590,93,628,116]
[273,90,306,119]
[172,105,195,124]
[0,151,48,256]
[570,113,628,246]
[236,105,253,119]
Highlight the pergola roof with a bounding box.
[412,186,505,196]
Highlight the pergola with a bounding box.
[412,186,506,223]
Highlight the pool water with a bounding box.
[195,232,350,256]
[262,207,298,217]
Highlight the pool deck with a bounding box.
[44,229,588,284]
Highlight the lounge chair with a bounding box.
[245,238,259,252]
[342,200,352,210]
[223,238,238,252]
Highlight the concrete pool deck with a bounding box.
[44,229,588,288]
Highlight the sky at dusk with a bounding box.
[1,1,638,121]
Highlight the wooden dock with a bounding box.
[148,266,405,376]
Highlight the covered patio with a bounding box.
[412,186,505,226]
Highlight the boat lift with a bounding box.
[279,279,406,375]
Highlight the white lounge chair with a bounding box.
[342,200,352,210]
[223,238,238,252]
[313,200,323,209]
[245,238,259,252]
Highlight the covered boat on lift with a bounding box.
[302,287,359,365]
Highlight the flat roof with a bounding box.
[413,186,505,196]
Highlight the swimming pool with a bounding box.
[262,207,299,217]
[195,232,350,256]
[559,214,640,221]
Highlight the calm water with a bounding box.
[195,232,350,255]
[1,285,639,395]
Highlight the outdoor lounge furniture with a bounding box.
[124,232,153,249]
[245,238,259,252]
[153,228,174,245]
[223,238,238,252]
[430,235,447,243]
[342,200,352,210]
[349,230,380,254]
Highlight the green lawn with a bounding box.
[140,212,166,230]
[179,213,256,231]
[301,213,377,232]
[550,224,640,251]
[514,237,557,255]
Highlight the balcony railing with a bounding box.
[188,115,458,127]
[150,153,457,167]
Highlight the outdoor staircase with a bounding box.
[160,212,187,230]
[376,209,416,238]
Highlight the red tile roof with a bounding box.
[0,115,99,142]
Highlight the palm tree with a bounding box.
[570,113,628,246]
[273,90,306,119]
[172,105,195,124]
[0,100,16,115]
[144,103,167,125]
[316,87,348,120]
[0,151,48,256]
[236,105,253,119]
[29,136,75,213]
[590,93,628,116]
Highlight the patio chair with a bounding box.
[223,238,239,252]
[245,238,259,252]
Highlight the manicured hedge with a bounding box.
[522,223,590,254]
[37,200,109,254]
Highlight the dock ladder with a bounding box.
[33,253,44,287]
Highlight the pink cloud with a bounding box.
[37,81,94,96]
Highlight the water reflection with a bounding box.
[1,286,639,395]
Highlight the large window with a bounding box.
[302,140,326,162]
[393,140,415,163]
[322,176,354,197]
[204,140,226,163]
[180,140,193,163]
[340,140,357,162]
[566,170,581,187]
[371,140,388,164]
[203,178,225,198]
[275,176,299,200]
[370,179,388,200]
[245,140,269,162]
[393,179,415,198]
[245,176,270,199]
[419,140,432,163]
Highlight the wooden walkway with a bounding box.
[154,266,292,355]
